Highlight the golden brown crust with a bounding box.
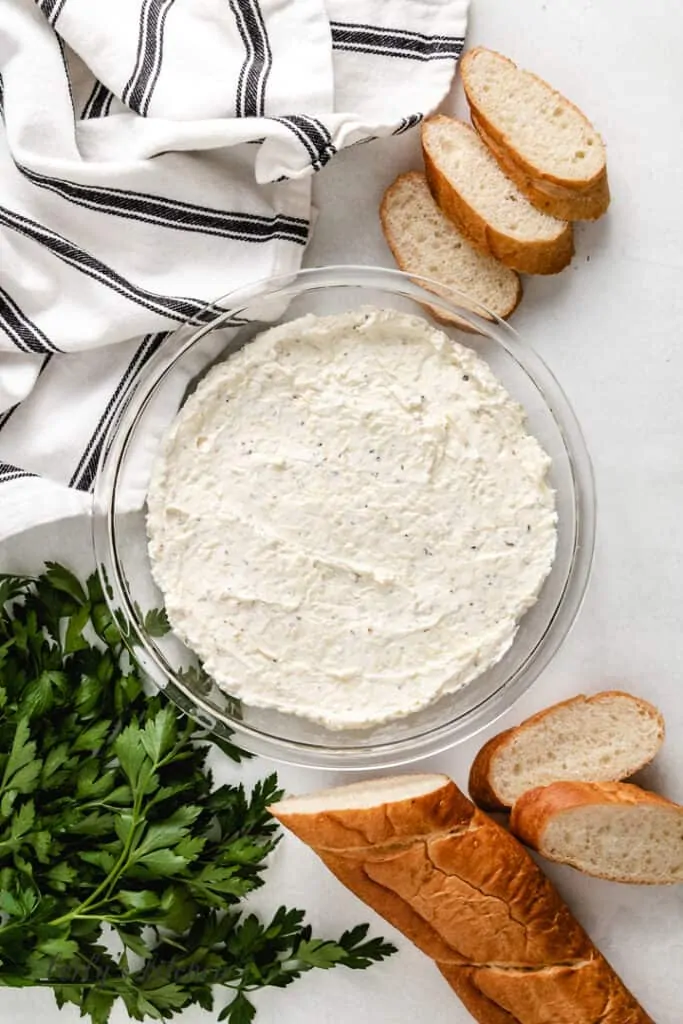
[468,691,665,811]
[468,727,518,810]
[463,955,651,1024]
[471,113,610,222]
[275,774,474,850]
[439,964,522,1023]
[271,776,653,1023]
[318,850,465,964]
[510,780,683,884]
[379,171,523,322]
[461,47,609,212]
[421,117,574,275]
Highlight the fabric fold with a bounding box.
[0,0,469,542]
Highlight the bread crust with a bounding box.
[461,47,610,221]
[468,691,665,811]
[510,780,683,883]
[379,171,523,321]
[421,117,574,275]
[272,775,653,1023]
[468,726,518,811]
[471,112,610,222]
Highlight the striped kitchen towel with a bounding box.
[0,0,468,542]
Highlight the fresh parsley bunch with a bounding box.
[0,565,395,1023]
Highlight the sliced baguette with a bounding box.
[468,691,665,811]
[421,116,574,275]
[462,47,610,221]
[380,171,522,320]
[472,111,610,222]
[271,774,653,1022]
[510,781,683,884]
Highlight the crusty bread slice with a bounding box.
[468,691,665,811]
[462,48,610,221]
[510,781,683,884]
[380,171,522,320]
[421,116,574,275]
[272,774,653,1022]
[471,111,610,222]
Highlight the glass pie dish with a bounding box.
[92,265,595,770]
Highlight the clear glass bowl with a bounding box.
[92,265,595,770]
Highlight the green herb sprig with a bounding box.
[0,565,395,1022]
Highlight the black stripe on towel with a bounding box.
[0,288,61,354]
[16,163,309,244]
[69,332,168,491]
[273,115,336,172]
[0,462,36,483]
[122,0,177,116]
[330,22,465,62]
[393,113,423,135]
[0,205,226,327]
[37,0,67,26]
[229,0,273,117]
[81,80,115,120]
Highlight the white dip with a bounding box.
[147,308,557,730]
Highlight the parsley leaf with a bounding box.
[0,566,396,1023]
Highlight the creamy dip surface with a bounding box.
[147,308,557,730]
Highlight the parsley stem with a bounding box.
[50,793,147,927]
[49,737,189,929]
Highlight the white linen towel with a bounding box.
[0,0,469,543]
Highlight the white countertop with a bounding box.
[3,0,683,1020]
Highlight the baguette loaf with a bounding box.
[511,780,683,884]
[469,691,665,811]
[271,774,653,1023]
[421,117,574,275]
[380,171,522,320]
[461,48,610,221]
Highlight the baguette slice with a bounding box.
[421,116,574,275]
[472,112,610,222]
[469,691,665,811]
[511,781,683,884]
[380,171,522,320]
[271,774,653,1023]
[462,47,610,221]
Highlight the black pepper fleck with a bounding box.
[462,374,470,382]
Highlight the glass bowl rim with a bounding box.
[92,264,596,770]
